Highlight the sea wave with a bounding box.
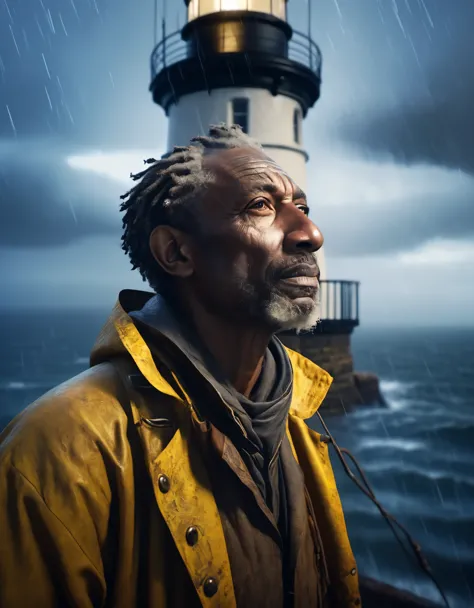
[379,379,418,412]
[73,356,89,365]
[342,488,474,518]
[358,437,425,452]
[350,518,474,563]
[0,380,52,391]
[346,507,474,532]
[424,424,474,451]
[380,380,417,394]
[361,461,474,486]
[364,572,469,608]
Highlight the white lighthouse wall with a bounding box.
[167,87,327,280]
[167,88,307,182]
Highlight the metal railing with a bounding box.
[150,28,322,80]
[289,30,322,76]
[319,280,359,323]
[151,30,183,77]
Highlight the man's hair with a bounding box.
[120,123,262,294]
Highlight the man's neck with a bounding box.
[185,299,271,397]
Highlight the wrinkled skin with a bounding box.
[190,148,323,329]
[150,146,324,394]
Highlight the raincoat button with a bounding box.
[203,577,218,597]
[186,526,199,546]
[351,568,357,576]
[158,474,170,493]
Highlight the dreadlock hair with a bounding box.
[120,123,263,295]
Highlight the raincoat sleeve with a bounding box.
[0,462,106,607]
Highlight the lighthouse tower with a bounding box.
[149,0,374,412]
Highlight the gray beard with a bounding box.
[264,289,321,333]
[236,279,321,333]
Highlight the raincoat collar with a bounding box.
[90,289,333,420]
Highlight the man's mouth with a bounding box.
[279,276,319,287]
[279,263,319,278]
[277,263,320,289]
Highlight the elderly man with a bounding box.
[0,124,359,607]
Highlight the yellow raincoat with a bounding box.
[0,290,360,607]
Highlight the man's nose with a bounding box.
[282,207,324,253]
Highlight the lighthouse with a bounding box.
[149,0,377,412]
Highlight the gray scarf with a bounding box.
[129,295,293,529]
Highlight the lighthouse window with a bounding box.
[293,108,301,144]
[232,98,249,134]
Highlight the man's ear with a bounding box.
[149,225,194,279]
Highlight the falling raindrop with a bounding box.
[59,13,68,36]
[406,34,422,68]
[418,0,434,28]
[42,53,51,79]
[70,0,80,21]
[326,33,336,51]
[64,102,75,125]
[21,28,30,52]
[376,1,386,24]
[9,24,21,57]
[421,20,433,42]
[3,0,12,23]
[68,198,78,224]
[5,104,17,136]
[195,107,205,136]
[39,0,48,19]
[391,0,407,38]
[44,85,53,111]
[56,75,65,97]
[435,482,445,506]
[0,55,5,83]
[46,9,56,35]
[35,16,46,41]
[330,0,343,20]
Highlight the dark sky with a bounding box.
[1,0,473,325]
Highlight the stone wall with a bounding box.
[280,332,385,415]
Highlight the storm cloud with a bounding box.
[318,182,474,258]
[337,1,474,176]
[0,140,122,247]
[307,150,474,257]
[0,0,166,148]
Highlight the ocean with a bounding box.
[0,310,473,607]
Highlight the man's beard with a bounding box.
[265,288,320,332]
[236,254,321,333]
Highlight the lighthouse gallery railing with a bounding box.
[151,28,322,80]
[319,280,359,323]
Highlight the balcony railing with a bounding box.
[150,28,322,81]
[319,280,359,324]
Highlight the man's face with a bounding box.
[187,147,324,332]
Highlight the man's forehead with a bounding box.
[230,155,290,179]
[204,146,292,182]
[201,147,307,210]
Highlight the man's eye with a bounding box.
[297,205,309,216]
[248,198,269,211]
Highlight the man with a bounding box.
[0,124,360,607]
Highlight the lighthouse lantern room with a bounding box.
[187,0,287,21]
